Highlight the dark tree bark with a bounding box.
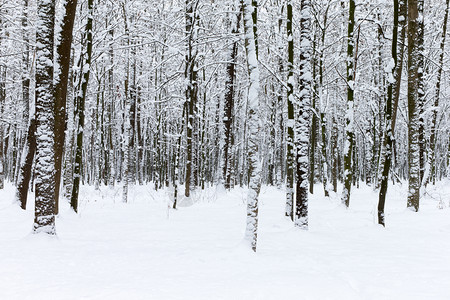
[184,0,199,198]
[16,119,36,210]
[417,0,425,185]
[285,0,294,220]
[342,0,356,208]
[428,0,449,186]
[71,0,93,212]
[407,0,420,211]
[54,0,78,214]
[15,0,33,209]
[392,0,407,133]
[223,10,241,189]
[378,0,399,227]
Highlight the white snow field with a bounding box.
[1,181,450,300]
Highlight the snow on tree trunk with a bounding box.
[295,0,311,229]
[16,0,34,209]
[242,0,261,252]
[33,0,56,234]
[341,0,355,208]
[407,0,420,212]
[428,0,449,186]
[71,0,93,212]
[378,0,399,227]
[285,0,295,220]
[223,8,240,190]
[184,0,198,199]
[417,0,425,190]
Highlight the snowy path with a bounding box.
[1,182,450,299]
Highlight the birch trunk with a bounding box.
[242,0,261,252]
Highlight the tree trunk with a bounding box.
[184,0,198,198]
[54,0,78,215]
[295,0,311,229]
[428,0,449,186]
[33,0,56,234]
[223,9,240,189]
[16,119,36,210]
[285,0,295,220]
[16,0,33,209]
[71,0,93,212]
[342,0,355,208]
[378,0,399,227]
[407,0,420,211]
[242,0,261,252]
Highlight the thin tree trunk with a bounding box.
[319,2,330,197]
[285,0,295,220]
[378,0,399,227]
[184,0,199,198]
[342,0,355,207]
[70,0,93,212]
[242,0,261,252]
[223,8,240,189]
[16,119,36,210]
[407,0,420,211]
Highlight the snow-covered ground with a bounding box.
[1,180,450,299]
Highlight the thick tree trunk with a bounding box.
[33,0,56,234]
[295,0,311,229]
[54,0,78,215]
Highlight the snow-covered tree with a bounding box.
[33,0,56,234]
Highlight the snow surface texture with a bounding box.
[1,182,450,299]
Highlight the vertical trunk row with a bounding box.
[428,0,449,185]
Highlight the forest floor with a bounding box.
[1,180,450,299]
